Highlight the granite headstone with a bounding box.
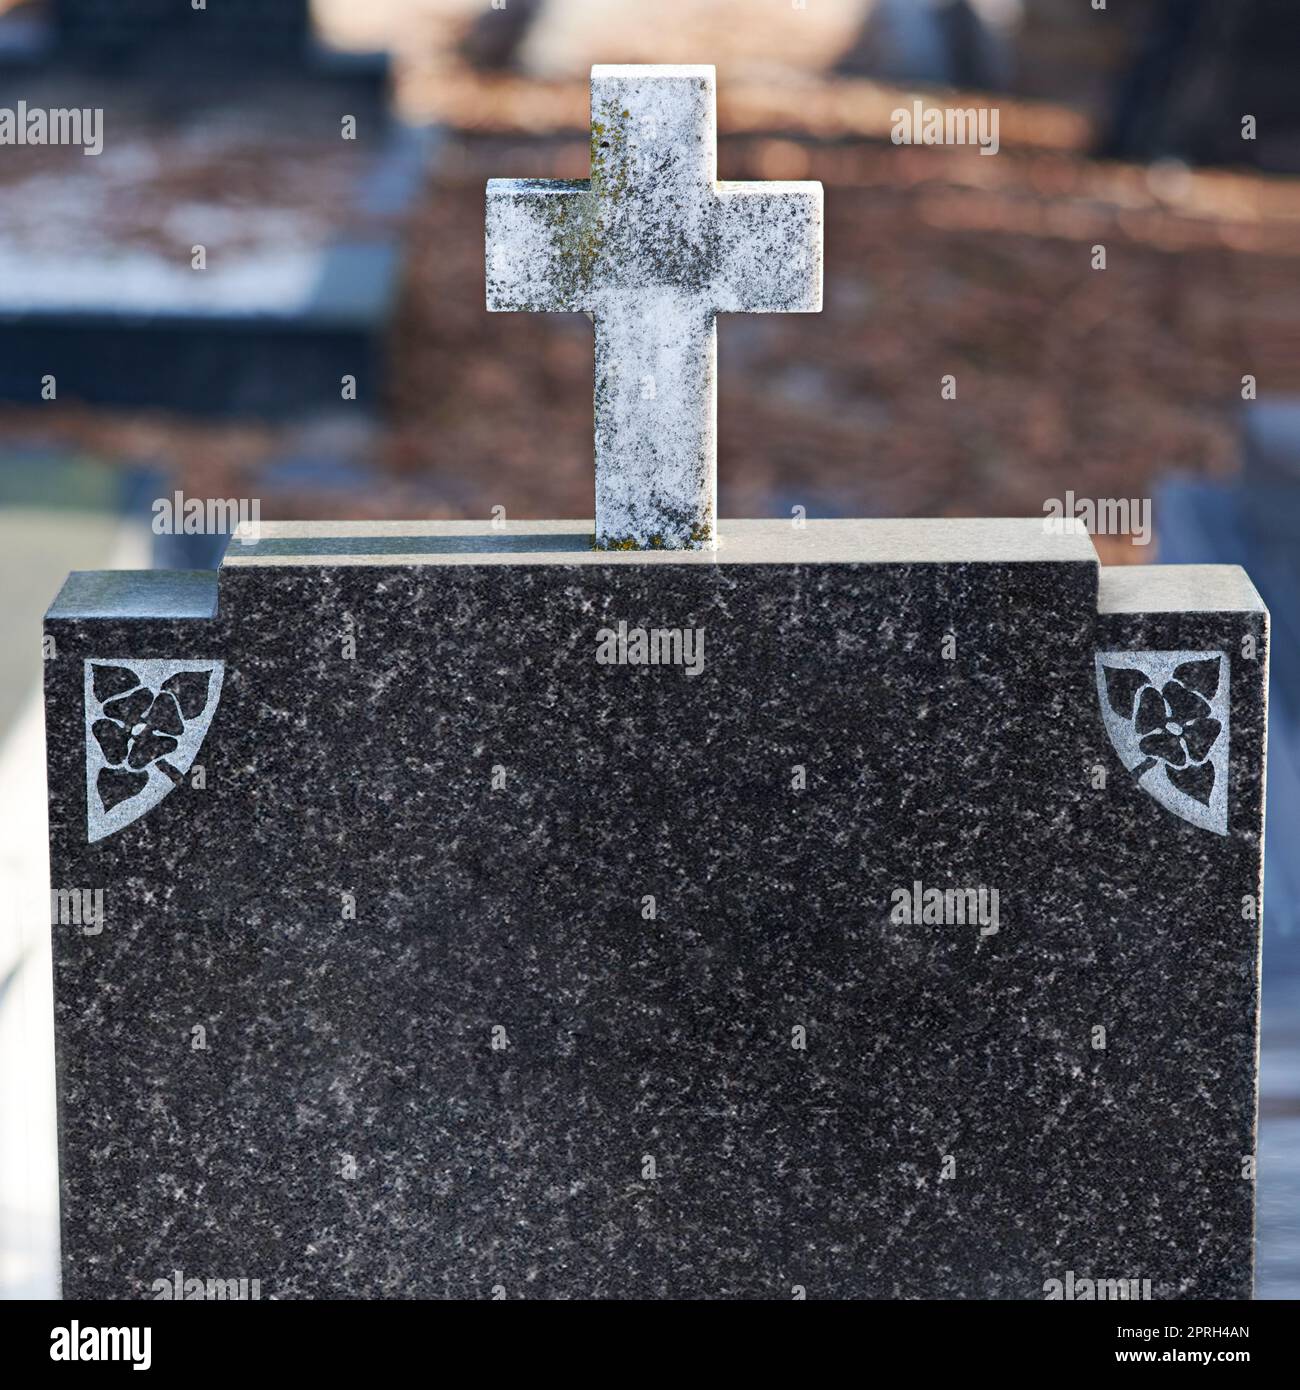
[44,519,1267,1298]
[41,60,1267,1301]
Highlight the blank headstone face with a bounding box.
[44,520,1267,1299]
[54,0,310,53]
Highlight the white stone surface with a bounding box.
[1099,563,1266,613]
[223,517,1102,567]
[0,245,323,315]
[486,65,823,549]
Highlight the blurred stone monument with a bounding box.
[1,0,387,107]
[0,0,426,417]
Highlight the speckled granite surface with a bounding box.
[44,521,1267,1299]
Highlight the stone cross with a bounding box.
[486,65,823,549]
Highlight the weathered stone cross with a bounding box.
[486,65,824,549]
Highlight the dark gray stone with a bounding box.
[43,520,1267,1299]
[54,0,309,57]
[0,128,432,419]
[0,0,389,114]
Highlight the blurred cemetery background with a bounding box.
[1,0,1297,1298]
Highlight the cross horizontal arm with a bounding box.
[486,179,596,313]
[713,182,823,314]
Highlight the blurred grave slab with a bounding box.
[0,452,150,733]
[0,118,435,417]
[0,0,387,117]
[1157,398,1300,941]
[44,519,1267,1298]
[1157,398,1300,1298]
[833,0,1014,91]
[53,0,311,56]
[1098,0,1300,174]
[458,0,546,73]
[1,450,238,569]
[1258,1020,1300,1300]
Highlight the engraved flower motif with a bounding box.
[1098,651,1229,829]
[89,664,212,812]
[93,685,184,771]
[1100,654,1224,811]
[1134,676,1221,770]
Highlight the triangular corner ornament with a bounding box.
[1094,650,1229,835]
[84,658,225,843]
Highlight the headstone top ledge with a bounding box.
[1099,563,1265,613]
[214,517,1100,569]
[45,522,1264,623]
